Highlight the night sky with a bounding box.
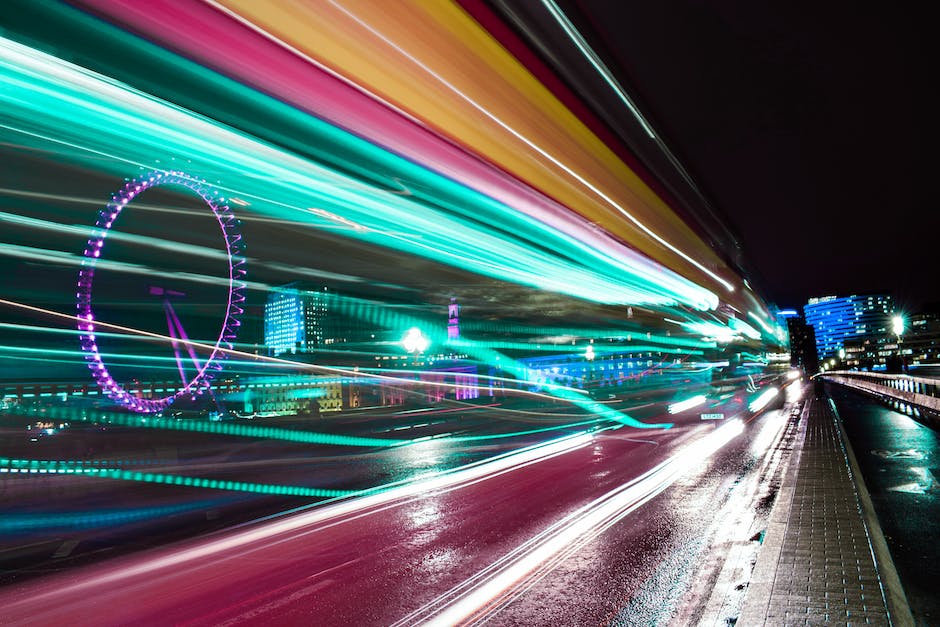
[571,1,933,312]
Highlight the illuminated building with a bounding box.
[905,311,940,368]
[264,283,375,357]
[516,345,710,396]
[803,294,893,361]
[240,375,346,416]
[264,284,330,356]
[448,297,460,340]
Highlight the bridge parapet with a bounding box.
[820,370,940,413]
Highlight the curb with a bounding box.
[736,398,807,625]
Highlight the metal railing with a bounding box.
[819,370,940,413]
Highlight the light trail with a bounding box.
[0,457,356,497]
[325,0,731,298]
[0,502,216,533]
[395,419,745,626]
[11,403,409,448]
[667,394,707,414]
[537,0,731,251]
[0,34,716,309]
[748,387,779,412]
[538,0,656,139]
[178,0,717,301]
[0,430,596,606]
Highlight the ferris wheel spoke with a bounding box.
[163,300,190,389]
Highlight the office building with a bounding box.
[264,284,332,356]
[264,283,376,357]
[906,311,940,368]
[803,294,893,361]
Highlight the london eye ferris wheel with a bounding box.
[75,170,246,414]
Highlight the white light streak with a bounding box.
[667,394,707,414]
[539,0,656,138]
[325,2,732,299]
[748,387,779,412]
[409,420,745,626]
[0,430,595,609]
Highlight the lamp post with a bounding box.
[892,314,905,372]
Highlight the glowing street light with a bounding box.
[892,315,904,337]
[891,314,906,373]
[401,327,430,354]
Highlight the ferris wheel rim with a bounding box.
[75,170,246,414]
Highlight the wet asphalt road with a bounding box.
[0,392,721,580]
[829,386,940,625]
[0,388,797,625]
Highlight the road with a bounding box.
[0,388,732,571]
[0,383,800,625]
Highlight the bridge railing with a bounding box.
[819,370,940,413]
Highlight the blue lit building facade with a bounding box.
[263,284,330,356]
[803,294,894,361]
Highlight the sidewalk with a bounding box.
[738,393,913,625]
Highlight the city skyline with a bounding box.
[1,2,936,624]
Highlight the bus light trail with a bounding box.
[0,430,596,609]
[400,419,745,626]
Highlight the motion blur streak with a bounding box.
[0,503,214,533]
[749,387,780,412]
[0,431,594,609]
[206,0,735,298]
[667,394,707,414]
[76,0,706,303]
[538,0,656,139]
[0,34,716,310]
[325,0,732,295]
[403,419,746,626]
[3,289,675,429]
[0,457,355,497]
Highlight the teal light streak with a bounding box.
[0,502,214,532]
[0,23,716,309]
[459,319,717,350]
[446,338,705,356]
[0,457,354,497]
[13,405,409,448]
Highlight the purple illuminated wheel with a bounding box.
[76,170,246,413]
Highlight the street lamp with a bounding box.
[401,327,430,354]
[892,314,905,372]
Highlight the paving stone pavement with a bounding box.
[738,394,912,626]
